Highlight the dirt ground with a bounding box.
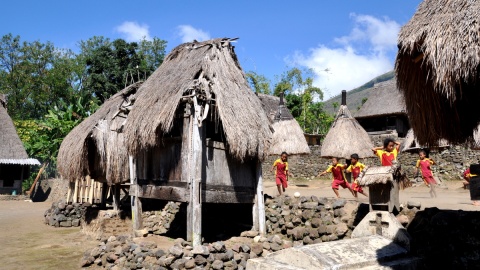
[0,178,476,270]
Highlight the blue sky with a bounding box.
[1,0,421,99]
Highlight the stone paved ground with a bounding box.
[0,178,476,269]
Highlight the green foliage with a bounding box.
[245,71,271,94]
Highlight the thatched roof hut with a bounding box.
[257,93,310,155]
[124,38,272,160]
[0,97,39,166]
[57,82,143,185]
[321,91,374,159]
[396,0,480,145]
[355,79,409,137]
[401,129,449,152]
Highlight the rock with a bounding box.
[195,255,207,265]
[332,199,346,209]
[396,214,410,226]
[185,258,196,269]
[407,201,421,209]
[154,248,165,258]
[192,245,209,256]
[285,222,295,229]
[294,192,301,198]
[334,208,346,217]
[253,235,261,243]
[292,217,302,225]
[270,242,282,251]
[240,244,250,253]
[240,230,259,237]
[303,236,313,245]
[262,242,270,250]
[134,229,148,237]
[107,236,117,242]
[59,220,72,227]
[170,258,186,269]
[292,227,306,240]
[335,223,349,237]
[168,245,184,258]
[212,260,224,270]
[302,202,318,209]
[251,243,263,256]
[302,210,314,220]
[212,241,226,252]
[311,218,322,228]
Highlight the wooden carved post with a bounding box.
[254,161,266,235]
[113,184,121,212]
[190,104,203,247]
[129,155,142,230]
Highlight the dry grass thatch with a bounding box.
[401,129,450,152]
[0,100,35,164]
[257,94,310,155]
[124,38,272,161]
[357,163,411,189]
[396,0,480,145]
[321,105,374,159]
[355,79,406,119]
[57,82,143,184]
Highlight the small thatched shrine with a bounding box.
[257,93,310,155]
[321,91,374,159]
[396,0,480,145]
[0,94,40,194]
[355,79,409,137]
[401,129,450,153]
[123,38,272,246]
[57,82,143,207]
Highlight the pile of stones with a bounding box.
[142,202,181,235]
[262,195,356,245]
[44,200,88,227]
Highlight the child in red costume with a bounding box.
[271,152,292,196]
[346,153,368,198]
[372,137,401,166]
[414,150,437,198]
[319,157,355,198]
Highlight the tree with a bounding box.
[245,71,271,94]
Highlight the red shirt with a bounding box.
[326,164,346,181]
[375,148,398,166]
[416,158,434,178]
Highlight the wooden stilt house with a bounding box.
[123,38,272,246]
[0,95,40,194]
[57,82,143,208]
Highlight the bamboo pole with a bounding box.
[88,178,94,204]
[73,179,79,203]
[28,162,47,197]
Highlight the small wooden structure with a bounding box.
[357,165,401,213]
[401,129,450,153]
[123,38,272,246]
[0,95,40,194]
[58,82,143,209]
[355,79,410,138]
[321,90,374,159]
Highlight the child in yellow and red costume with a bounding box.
[346,153,368,198]
[414,150,437,198]
[372,137,401,166]
[271,152,292,196]
[319,157,355,198]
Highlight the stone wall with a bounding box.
[263,134,480,181]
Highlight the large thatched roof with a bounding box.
[355,79,406,119]
[321,103,374,159]
[257,94,310,155]
[124,38,272,161]
[396,0,480,145]
[0,99,40,165]
[57,82,143,184]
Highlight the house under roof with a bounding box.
[354,79,410,137]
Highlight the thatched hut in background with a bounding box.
[355,79,410,137]
[257,93,310,155]
[123,38,272,245]
[396,0,480,145]
[57,82,143,206]
[0,94,40,194]
[321,91,374,160]
[401,129,449,153]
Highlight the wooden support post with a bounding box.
[88,177,94,204]
[183,113,194,242]
[255,161,266,236]
[189,103,203,247]
[66,182,72,204]
[113,184,121,211]
[129,155,142,230]
[73,179,79,203]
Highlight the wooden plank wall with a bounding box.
[66,177,104,204]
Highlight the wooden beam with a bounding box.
[130,184,188,202]
[129,156,142,230]
[73,179,78,203]
[256,161,266,235]
[113,184,121,211]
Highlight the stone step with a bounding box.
[246,235,420,270]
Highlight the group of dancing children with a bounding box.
[271,138,440,199]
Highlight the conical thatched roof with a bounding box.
[401,129,449,152]
[257,94,310,155]
[321,104,374,159]
[0,98,40,165]
[396,0,480,145]
[57,82,143,184]
[355,79,406,119]
[124,38,272,161]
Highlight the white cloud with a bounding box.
[292,14,400,98]
[176,25,211,43]
[116,21,151,42]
